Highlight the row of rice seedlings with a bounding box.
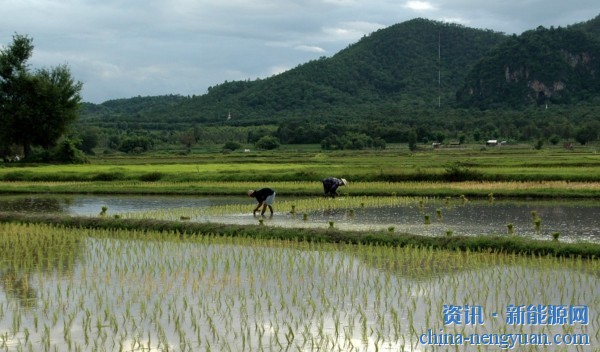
[121,196,434,221]
[1,223,598,351]
[120,196,569,241]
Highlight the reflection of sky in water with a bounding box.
[0,194,245,215]
[1,237,596,351]
[0,195,598,242]
[209,200,600,243]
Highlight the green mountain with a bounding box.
[80,15,600,129]
[81,18,507,125]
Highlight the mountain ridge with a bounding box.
[80,15,600,126]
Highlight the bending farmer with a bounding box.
[322,177,348,198]
[248,188,276,216]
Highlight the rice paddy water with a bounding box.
[0,223,598,351]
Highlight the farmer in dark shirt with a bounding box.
[322,177,348,197]
[247,188,276,216]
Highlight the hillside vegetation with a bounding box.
[73,16,600,152]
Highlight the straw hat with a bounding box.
[247,190,255,196]
[341,178,348,185]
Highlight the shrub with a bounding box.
[91,172,124,181]
[443,163,483,182]
[118,136,154,153]
[53,139,89,164]
[139,172,163,182]
[223,141,242,151]
[255,136,280,150]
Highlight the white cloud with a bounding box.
[404,1,436,11]
[294,45,326,53]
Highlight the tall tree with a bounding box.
[0,34,82,158]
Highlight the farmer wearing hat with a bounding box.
[247,188,276,216]
[322,177,348,198]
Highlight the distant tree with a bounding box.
[119,136,154,153]
[0,34,82,158]
[575,125,598,145]
[549,135,560,145]
[78,128,100,154]
[373,137,386,150]
[178,128,196,149]
[247,128,272,144]
[223,141,242,151]
[534,139,544,150]
[321,135,341,150]
[434,132,446,143]
[255,136,280,150]
[107,134,121,150]
[408,130,418,151]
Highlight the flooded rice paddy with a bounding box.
[0,224,598,352]
[0,194,598,243]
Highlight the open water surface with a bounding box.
[0,194,598,242]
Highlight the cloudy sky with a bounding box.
[2,0,598,103]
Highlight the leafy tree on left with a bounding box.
[0,34,82,159]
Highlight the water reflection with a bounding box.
[0,196,68,213]
[0,230,597,351]
[0,194,244,216]
[0,195,598,242]
[0,224,82,309]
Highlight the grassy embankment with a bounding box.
[0,146,599,197]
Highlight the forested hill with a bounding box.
[80,18,505,124]
[457,19,600,108]
[80,15,600,126]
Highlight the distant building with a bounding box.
[486,140,498,146]
[432,142,442,149]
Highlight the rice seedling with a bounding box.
[0,222,598,352]
[507,223,514,235]
[533,215,542,234]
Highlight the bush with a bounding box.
[118,136,154,153]
[91,172,124,181]
[443,163,483,182]
[255,136,280,150]
[223,141,242,151]
[139,172,163,182]
[53,139,88,164]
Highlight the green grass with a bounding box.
[1,146,599,197]
[0,180,598,198]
